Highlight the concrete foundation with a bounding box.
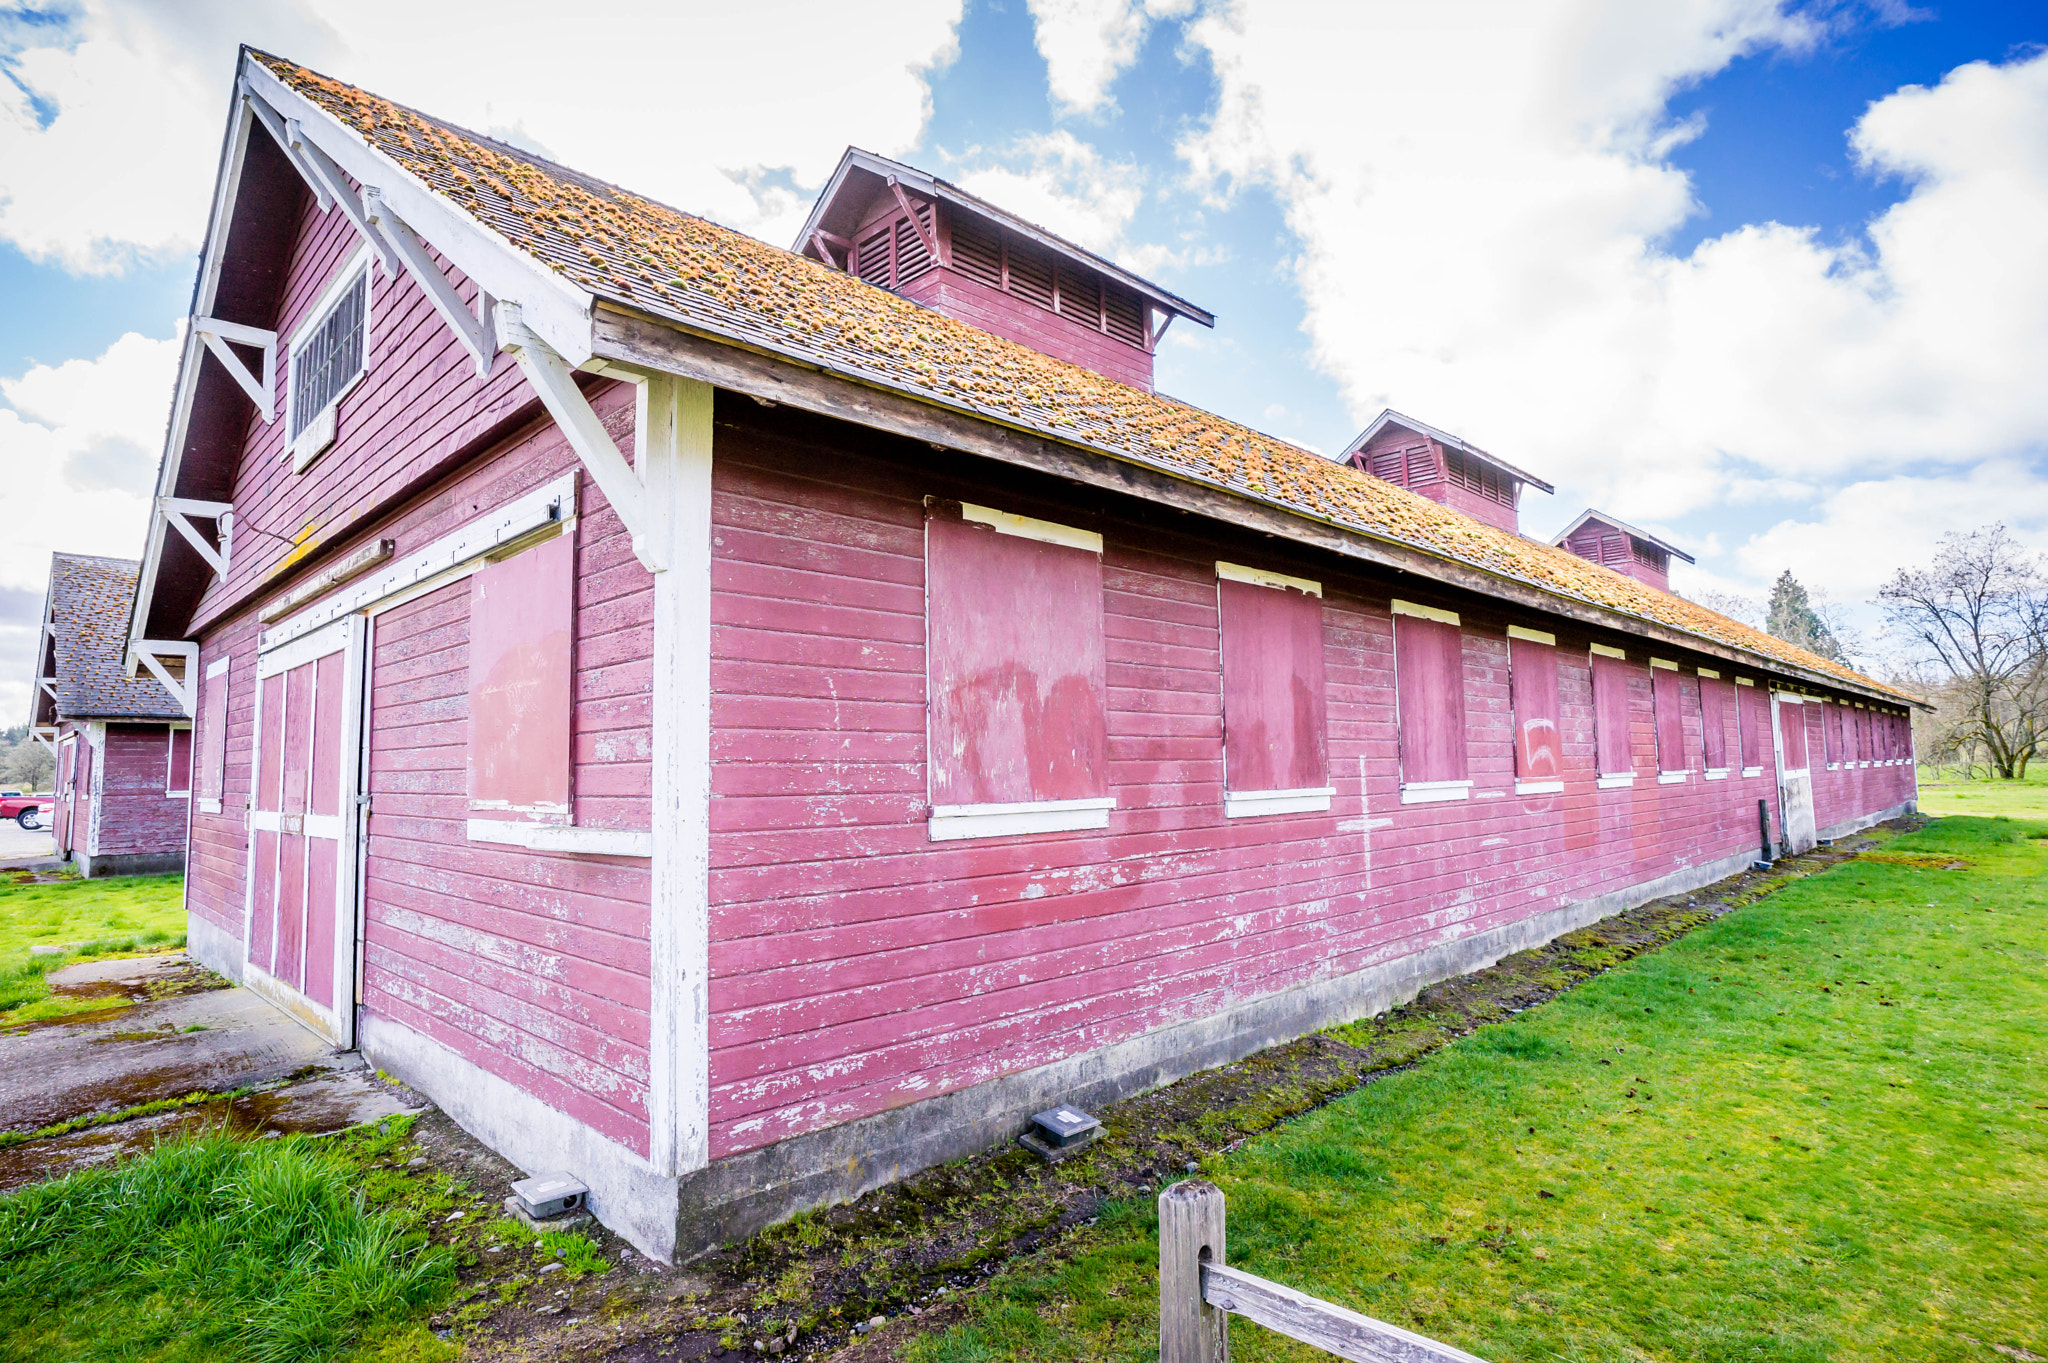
[74,849,185,879]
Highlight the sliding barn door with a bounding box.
[245,617,367,1044]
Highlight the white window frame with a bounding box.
[165,722,192,799]
[285,244,374,473]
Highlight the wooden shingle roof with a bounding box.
[252,51,1911,704]
[44,554,184,721]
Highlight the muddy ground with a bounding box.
[376,826,1910,1362]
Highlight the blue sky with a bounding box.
[3,1,2046,716]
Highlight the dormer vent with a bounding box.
[1342,409,1553,535]
[797,149,1213,392]
[1552,510,1695,593]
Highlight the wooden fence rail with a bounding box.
[1159,1180,1489,1363]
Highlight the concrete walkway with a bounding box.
[0,952,422,1190]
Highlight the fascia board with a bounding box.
[242,59,594,365]
[591,304,1918,710]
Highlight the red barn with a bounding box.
[29,553,191,877]
[129,49,1923,1261]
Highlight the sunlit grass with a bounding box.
[1917,766,2048,820]
[0,873,185,1023]
[0,1126,454,1362]
[910,815,2048,1363]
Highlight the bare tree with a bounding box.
[1879,525,2048,780]
[0,734,53,792]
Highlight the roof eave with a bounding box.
[592,300,1915,710]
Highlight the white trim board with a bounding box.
[1224,786,1335,818]
[1216,562,1320,597]
[468,820,651,857]
[1590,643,1626,659]
[960,503,1101,554]
[1506,626,1554,645]
[1391,599,1459,626]
[262,472,578,651]
[929,796,1115,841]
[1400,779,1472,805]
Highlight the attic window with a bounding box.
[287,254,370,470]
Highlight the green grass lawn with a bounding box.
[0,873,186,1025]
[1917,766,2048,820]
[911,815,2048,1363]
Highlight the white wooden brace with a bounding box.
[362,187,496,377]
[191,318,276,422]
[498,304,660,570]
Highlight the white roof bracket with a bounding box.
[285,117,400,278]
[363,187,497,377]
[240,82,331,213]
[158,497,233,578]
[497,303,660,571]
[191,318,276,423]
[133,640,199,717]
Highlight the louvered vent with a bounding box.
[953,216,1002,287]
[1405,444,1440,485]
[854,229,893,287]
[1631,538,1667,572]
[895,205,935,284]
[1007,239,1056,309]
[1055,265,1097,321]
[1446,450,1514,506]
[1104,284,1146,346]
[291,268,368,439]
[1369,448,1406,484]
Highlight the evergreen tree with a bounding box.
[1765,570,1846,664]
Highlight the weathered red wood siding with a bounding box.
[698,408,1913,1162]
[899,270,1154,390]
[177,167,654,1151]
[90,723,188,858]
[184,169,536,640]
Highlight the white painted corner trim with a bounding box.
[1391,599,1459,626]
[1596,772,1635,789]
[928,796,1115,841]
[1224,786,1335,818]
[1400,779,1473,805]
[467,820,652,857]
[1514,779,1564,795]
[1217,562,1320,597]
[1590,643,1626,659]
[961,503,1102,553]
[1506,626,1554,645]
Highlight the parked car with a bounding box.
[0,792,55,830]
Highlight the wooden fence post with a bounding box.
[1159,1179,1228,1363]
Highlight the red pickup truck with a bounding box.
[0,791,55,830]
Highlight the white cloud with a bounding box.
[0,0,965,273]
[1174,2,2048,541]
[1735,460,2048,600]
[955,131,1146,254]
[0,327,179,716]
[1026,0,1195,117]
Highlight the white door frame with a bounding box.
[1770,691,1817,855]
[241,614,368,1045]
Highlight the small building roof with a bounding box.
[1551,509,1696,565]
[1342,410,1555,495]
[37,554,183,724]
[794,147,1215,330]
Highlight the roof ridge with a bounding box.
[247,50,1912,705]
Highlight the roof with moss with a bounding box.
[253,50,1910,704]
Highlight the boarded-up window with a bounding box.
[197,661,230,804]
[1780,701,1809,770]
[1218,574,1326,794]
[167,727,193,795]
[1739,685,1766,769]
[468,533,576,821]
[1395,613,1467,784]
[927,507,1108,807]
[1856,708,1872,762]
[1591,652,1633,777]
[1701,678,1729,770]
[1821,702,1842,764]
[1508,634,1561,781]
[1653,667,1685,772]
